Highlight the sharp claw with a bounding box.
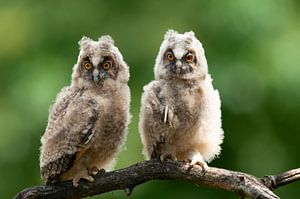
[188,160,208,172]
[89,166,99,176]
[72,173,94,187]
[98,168,106,175]
[188,153,208,172]
[81,175,94,184]
[73,178,80,187]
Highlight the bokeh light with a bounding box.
[0,0,299,198]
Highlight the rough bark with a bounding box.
[14,160,300,199]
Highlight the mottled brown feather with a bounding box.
[41,154,75,184]
[40,99,100,183]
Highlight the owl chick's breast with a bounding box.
[82,84,130,168]
[161,79,204,130]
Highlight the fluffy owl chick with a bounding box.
[40,35,130,187]
[139,30,223,169]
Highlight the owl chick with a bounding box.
[40,35,130,187]
[139,30,224,169]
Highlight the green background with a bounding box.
[1,0,299,198]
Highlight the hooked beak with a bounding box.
[93,69,100,83]
[172,60,182,74]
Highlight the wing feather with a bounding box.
[40,91,100,183]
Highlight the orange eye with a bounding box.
[166,52,174,61]
[84,61,92,70]
[102,62,111,70]
[185,53,194,63]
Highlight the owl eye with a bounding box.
[166,52,175,62]
[185,53,194,63]
[83,61,92,70]
[102,62,111,70]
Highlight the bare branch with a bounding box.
[261,168,300,190]
[13,160,300,199]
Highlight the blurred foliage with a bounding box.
[0,0,299,198]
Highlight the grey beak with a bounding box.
[173,60,182,74]
[176,60,182,68]
[93,69,100,83]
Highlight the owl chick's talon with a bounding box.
[98,168,106,175]
[188,152,208,172]
[89,168,106,178]
[188,160,208,172]
[72,173,94,187]
[89,166,100,176]
[160,153,177,162]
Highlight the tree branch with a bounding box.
[14,160,300,199]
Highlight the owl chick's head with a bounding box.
[71,35,129,88]
[154,29,208,80]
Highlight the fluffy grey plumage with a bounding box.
[139,30,224,168]
[40,35,131,186]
